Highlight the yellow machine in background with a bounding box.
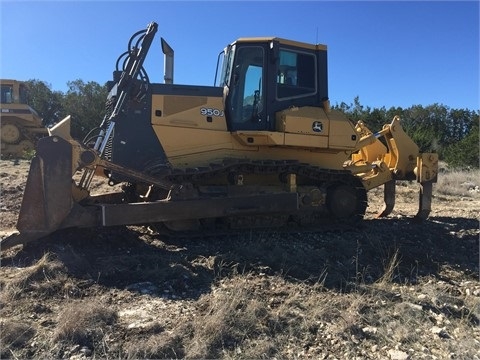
[1,22,438,250]
[0,79,47,157]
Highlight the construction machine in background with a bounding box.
[0,79,48,157]
[0,22,438,250]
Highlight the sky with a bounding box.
[1,1,479,111]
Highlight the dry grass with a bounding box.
[185,276,271,358]
[53,301,117,347]
[0,320,35,358]
[0,253,64,358]
[376,249,401,285]
[120,245,480,359]
[0,252,78,303]
[2,253,479,359]
[125,330,186,359]
[435,168,480,197]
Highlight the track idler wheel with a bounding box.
[1,123,22,144]
[326,183,366,220]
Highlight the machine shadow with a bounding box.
[2,215,478,300]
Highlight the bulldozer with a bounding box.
[0,22,438,250]
[0,79,48,157]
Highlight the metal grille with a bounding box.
[102,96,116,161]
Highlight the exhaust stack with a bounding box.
[161,37,174,84]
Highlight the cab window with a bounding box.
[277,49,316,99]
[19,84,29,104]
[1,85,13,104]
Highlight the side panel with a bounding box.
[153,124,349,169]
[151,94,227,131]
[152,125,240,160]
[110,84,224,172]
[276,106,330,149]
[276,107,358,150]
[111,97,168,172]
[284,133,329,148]
[0,104,44,126]
[327,110,358,150]
[150,83,224,125]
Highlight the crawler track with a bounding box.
[123,158,369,233]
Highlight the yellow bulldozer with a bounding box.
[0,22,438,250]
[0,79,48,157]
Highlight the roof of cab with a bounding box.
[232,37,327,51]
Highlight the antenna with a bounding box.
[316,26,319,44]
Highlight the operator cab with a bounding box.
[0,80,29,104]
[216,38,329,132]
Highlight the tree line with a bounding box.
[333,97,479,169]
[26,80,479,169]
[26,79,108,142]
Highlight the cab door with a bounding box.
[225,45,268,131]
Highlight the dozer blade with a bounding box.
[1,136,97,250]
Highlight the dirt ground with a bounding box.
[0,158,479,359]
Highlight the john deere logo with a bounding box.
[312,121,323,133]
